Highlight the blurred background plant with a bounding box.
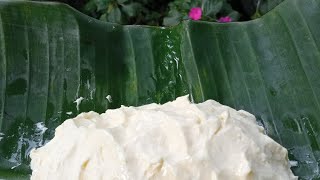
[83,0,172,25]
[81,0,241,26]
[164,0,240,26]
[34,0,284,26]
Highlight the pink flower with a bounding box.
[218,16,232,23]
[189,7,202,20]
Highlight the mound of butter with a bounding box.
[30,96,297,180]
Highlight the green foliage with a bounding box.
[34,0,284,23]
[163,0,240,26]
[83,0,240,26]
[83,0,172,25]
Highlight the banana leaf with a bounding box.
[258,0,284,15]
[0,0,320,179]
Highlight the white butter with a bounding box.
[74,97,84,111]
[30,96,297,180]
[66,111,73,115]
[106,95,112,103]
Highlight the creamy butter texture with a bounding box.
[30,96,297,180]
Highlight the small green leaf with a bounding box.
[107,7,122,23]
[99,13,107,21]
[163,16,181,26]
[94,0,110,11]
[163,10,183,26]
[202,0,223,16]
[83,0,97,12]
[219,1,237,17]
[121,2,141,17]
[251,11,262,19]
[227,11,240,21]
[181,2,191,10]
[228,11,240,21]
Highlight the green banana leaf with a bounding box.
[0,0,320,179]
[240,0,284,17]
[258,0,284,15]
